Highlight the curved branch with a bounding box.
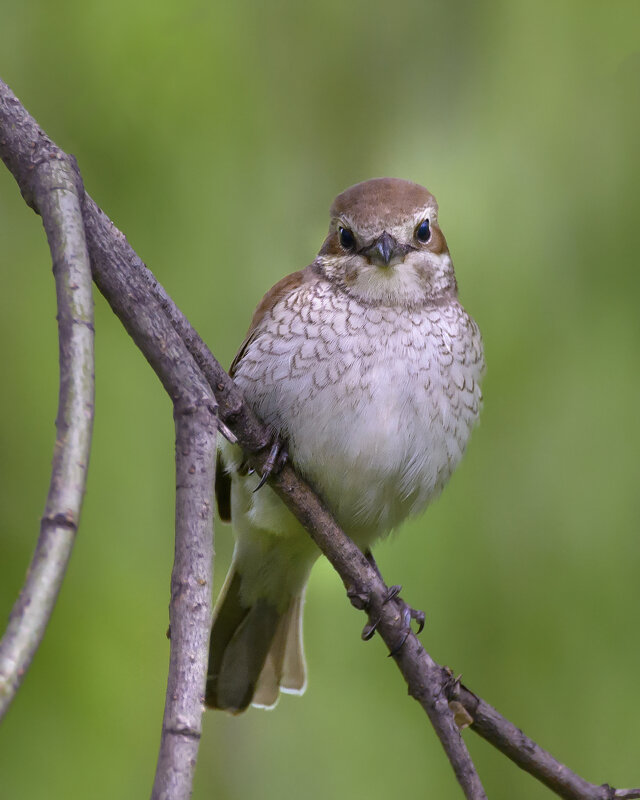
[0,150,94,720]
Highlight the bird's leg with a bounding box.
[357,550,426,649]
[253,428,289,491]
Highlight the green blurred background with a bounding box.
[1,1,639,797]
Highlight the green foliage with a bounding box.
[1,1,639,797]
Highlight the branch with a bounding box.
[81,194,220,800]
[451,684,640,800]
[0,141,94,720]
[0,77,217,799]
[151,401,217,800]
[1,76,637,800]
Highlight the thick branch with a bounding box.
[151,400,217,800]
[0,148,94,720]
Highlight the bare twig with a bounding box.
[451,683,640,800]
[0,143,94,720]
[151,401,217,800]
[1,76,637,800]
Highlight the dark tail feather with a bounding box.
[206,568,285,713]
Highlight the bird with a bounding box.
[205,177,485,713]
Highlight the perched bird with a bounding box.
[206,178,484,713]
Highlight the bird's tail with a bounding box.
[205,562,307,713]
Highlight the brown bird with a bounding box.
[206,178,484,713]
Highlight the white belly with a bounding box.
[231,285,484,547]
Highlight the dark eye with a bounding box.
[416,219,431,243]
[339,226,356,250]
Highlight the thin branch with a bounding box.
[451,683,640,800]
[1,76,637,800]
[0,146,94,720]
[151,400,217,800]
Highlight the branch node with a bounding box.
[162,723,202,742]
[173,395,217,420]
[40,512,78,532]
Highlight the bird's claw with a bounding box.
[253,435,288,492]
[383,584,425,655]
[356,583,426,649]
[385,584,425,636]
[409,605,425,635]
[361,618,378,641]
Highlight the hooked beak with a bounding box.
[361,231,406,267]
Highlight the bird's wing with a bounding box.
[228,267,311,377]
[215,267,313,522]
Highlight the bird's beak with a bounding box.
[361,232,405,267]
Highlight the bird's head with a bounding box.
[316,177,457,306]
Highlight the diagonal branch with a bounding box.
[0,147,94,720]
[451,684,640,800]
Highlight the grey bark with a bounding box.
[151,402,217,800]
[0,151,94,720]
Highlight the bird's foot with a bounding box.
[253,430,288,491]
[385,586,426,656]
[354,583,426,654]
[387,584,425,635]
[358,550,425,649]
